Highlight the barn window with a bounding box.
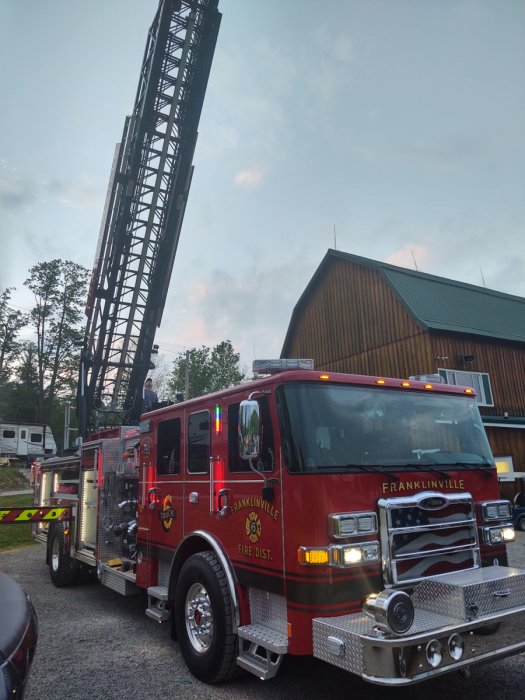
[438,369,493,407]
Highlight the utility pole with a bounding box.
[184,350,190,401]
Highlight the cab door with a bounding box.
[193,398,285,595]
[182,408,213,537]
[136,415,184,589]
[150,415,185,550]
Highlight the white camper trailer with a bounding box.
[0,423,57,463]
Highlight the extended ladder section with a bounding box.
[79,0,221,434]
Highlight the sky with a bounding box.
[1,0,524,377]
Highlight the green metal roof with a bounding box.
[285,250,525,347]
[384,267,525,342]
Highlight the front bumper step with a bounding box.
[313,566,525,685]
[237,624,288,680]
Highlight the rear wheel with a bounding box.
[517,517,525,532]
[49,526,79,587]
[174,551,238,683]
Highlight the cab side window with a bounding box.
[157,417,181,474]
[188,411,210,473]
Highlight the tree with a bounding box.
[0,343,40,422]
[0,288,28,383]
[24,260,89,422]
[147,353,174,401]
[168,340,246,400]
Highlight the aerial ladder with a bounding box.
[78,0,221,436]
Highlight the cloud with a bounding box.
[158,256,316,369]
[0,177,37,210]
[400,137,486,169]
[386,245,433,271]
[234,166,265,188]
[50,177,101,209]
[0,168,101,213]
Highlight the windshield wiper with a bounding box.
[433,460,494,478]
[421,453,494,478]
[393,462,452,481]
[359,464,400,482]
[316,463,400,481]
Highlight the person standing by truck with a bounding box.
[143,378,158,413]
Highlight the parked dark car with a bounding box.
[0,572,38,699]
[512,506,525,532]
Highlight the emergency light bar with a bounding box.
[253,359,315,374]
[408,373,444,383]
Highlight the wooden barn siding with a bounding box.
[429,333,525,416]
[286,260,525,416]
[285,259,434,377]
[485,427,525,470]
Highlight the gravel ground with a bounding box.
[1,535,525,699]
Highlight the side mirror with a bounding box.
[239,399,261,461]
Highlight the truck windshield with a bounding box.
[277,383,494,474]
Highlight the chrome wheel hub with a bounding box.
[185,582,213,653]
[51,537,60,572]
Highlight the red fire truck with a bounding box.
[17,359,525,685]
[3,1,525,687]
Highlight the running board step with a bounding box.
[147,585,169,600]
[237,624,288,680]
[146,585,170,623]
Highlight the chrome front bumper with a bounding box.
[313,566,525,685]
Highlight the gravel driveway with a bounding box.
[1,535,525,700]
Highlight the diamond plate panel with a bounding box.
[412,566,525,620]
[237,623,288,654]
[313,605,525,682]
[313,616,367,675]
[248,588,288,636]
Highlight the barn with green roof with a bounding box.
[281,249,525,492]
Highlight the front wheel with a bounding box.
[517,517,525,532]
[49,526,79,587]
[174,551,238,683]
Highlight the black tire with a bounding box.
[174,551,238,683]
[49,526,79,587]
[517,517,525,532]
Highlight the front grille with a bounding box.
[379,491,480,586]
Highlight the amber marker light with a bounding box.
[298,547,330,565]
[401,381,410,388]
[319,374,330,380]
[464,388,473,394]
[375,379,386,385]
[424,384,433,390]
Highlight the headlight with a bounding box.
[482,524,515,544]
[363,590,414,635]
[426,639,443,668]
[329,512,378,538]
[482,500,512,520]
[331,542,380,567]
[448,633,464,661]
[298,541,380,567]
